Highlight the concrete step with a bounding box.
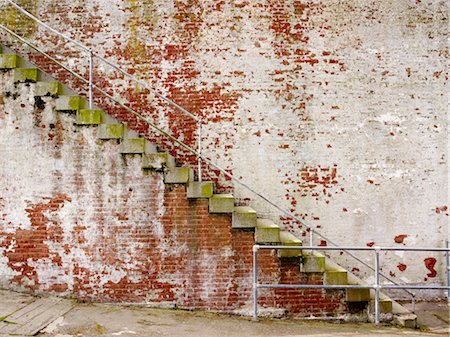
[232,206,257,228]
[0,54,18,69]
[323,265,348,285]
[120,138,156,154]
[13,68,38,83]
[209,194,234,213]
[97,123,124,139]
[142,153,176,170]
[35,81,60,97]
[301,252,326,273]
[164,167,194,184]
[187,181,213,198]
[346,288,371,302]
[278,231,302,258]
[255,218,280,243]
[55,95,82,111]
[76,109,104,125]
[369,299,393,314]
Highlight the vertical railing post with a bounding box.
[197,121,202,182]
[309,229,314,254]
[446,240,449,303]
[88,48,93,109]
[374,247,380,325]
[252,245,259,321]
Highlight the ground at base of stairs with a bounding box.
[0,289,446,337]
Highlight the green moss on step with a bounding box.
[346,288,371,302]
[369,299,392,313]
[97,124,124,139]
[164,167,193,184]
[76,109,104,125]
[13,68,38,83]
[324,270,348,285]
[209,194,235,213]
[55,95,82,111]
[142,153,173,170]
[187,181,213,198]
[301,253,326,272]
[0,54,17,69]
[35,82,60,96]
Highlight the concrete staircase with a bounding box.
[0,46,416,326]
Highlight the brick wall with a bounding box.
[0,0,448,294]
[0,73,346,314]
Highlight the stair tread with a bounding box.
[256,218,279,229]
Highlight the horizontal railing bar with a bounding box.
[0,23,87,84]
[258,284,374,289]
[255,245,450,252]
[257,284,449,290]
[4,0,89,51]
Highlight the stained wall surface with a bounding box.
[0,0,448,293]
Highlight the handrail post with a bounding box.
[374,247,380,325]
[88,48,93,109]
[309,229,314,254]
[446,240,449,303]
[197,121,202,182]
[252,245,259,321]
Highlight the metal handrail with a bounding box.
[253,244,450,324]
[0,0,422,302]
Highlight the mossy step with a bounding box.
[278,231,302,258]
[35,81,60,97]
[323,266,348,285]
[97,124,124,139]
[142,153,176,170]
[255,219,280,243]
[209,194,234,213]
[369,299,393,313]
[232,206,257,228]
[76,109,104,125]
[13,68,38,83]
[0,54,18,69]
[55,95,82,111]
[346,288,371,302]
[301,252,326,273]
[187,181,213,198]
[164,167,194,184]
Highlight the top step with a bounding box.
[0,54,18,69]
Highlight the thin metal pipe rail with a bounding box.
[0,0,417,301]
[252,244,450,325]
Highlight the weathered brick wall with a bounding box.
[0,73,346,314]
[0,0,448,293]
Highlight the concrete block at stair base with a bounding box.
[209,194,234,213]
[55,95,82,111]
[97,124,124,139]
[0,54,17,69]
[301,253,326,272]
[164,167,193,184]
[120,138,146,153]
[255,219,280,243]
[35,82,60,97]
[346,288,371,302]
[76,109,104,125]
[324,270,348,285]
[187,181,213,198]
[142,153,175,170]
[369,299,393,313]
[232,206,257,228]
[13,68,38,83]
[393,314,417,328]
[278,231,302,258]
